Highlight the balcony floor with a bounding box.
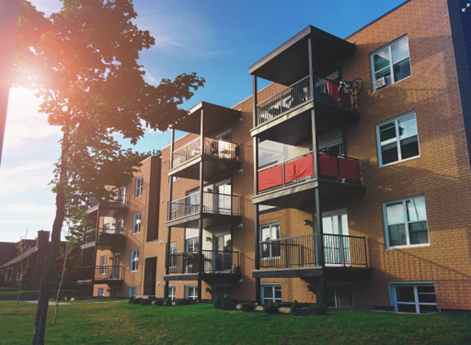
[164,272,242,284]
[166,213,241,229]
[168,155,241,181]
[252,266,372,279]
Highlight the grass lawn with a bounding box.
[1,301,470,345]
[0,287,90,301]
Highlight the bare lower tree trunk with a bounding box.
[15,260,22,312]
[53,234,71,325]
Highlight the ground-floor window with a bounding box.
[185,286,198,300]
[111,287,119,297]
[128,286,136,298]
[168,286,176,300]
[213,285,231,300]
[389,282,438,313]
[327,283,353,307]
[261,284,281,303]
[97,287,104,297]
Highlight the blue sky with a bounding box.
[0,0,408,242]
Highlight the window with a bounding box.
[260,223,280,258]
[128,286,136,298]
[186,238,199,252]
[135,176,143,198]
[383,196,429,248]
[133,212,141,234]
[100,255,107,275]
[389,283,438,313]
[371,36,411,91]
[377,112,419,166]
[130,250,139,272]
[169,242,177,268]
[327,283,353,307]
[185,286,198,300]
[168,286,176,300]
[97,287,104,297]
[261,284,281,303]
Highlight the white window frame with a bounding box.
[371,35,411,92]
[185,237,199,252]
[100,255,107,275]
[185,285,198,300]
[168,286,176,300]
[128,286,136,298]
[130,249,139,272]
[132,212,141,234]
[388,282,438,313]
[383,195,430,249]
[261,283,282,303]
[135,176,143,198]
[97,287,105,297]
[376,111,420,167]
[260,222,280,259]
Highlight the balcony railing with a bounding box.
[168,191,240,220]
[259,233,367,269]
[172,137,239,169]
[83,228,125,244]
[168,250,239,274]
[88,194,127,209]
[80,266,124,281]
[258,152,361,192]
[256,75,358,126]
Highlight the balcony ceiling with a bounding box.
[173,101,241,134]
[249,25,356,86]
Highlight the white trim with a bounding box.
[135,176,144,198]
[185,285,198,300]
[388,281,438,313]
[132,212,142,234]
[261,283,282,303]
[168,285,176,300]
[130,249,139,272]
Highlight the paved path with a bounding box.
[23,300,127,306]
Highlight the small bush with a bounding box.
[128,296,135,304]
[180,298,192,306]
[66,294,72,302]
[222,296,238,310]
[263,301,280,314]
[132,298,143,305]
[213,295,222,309]
[290,300,302,315]
[141,299,152,306]
[309,303,328,315]
[164,297,172,307]
[154,298,164,306]
[239,302,255,312]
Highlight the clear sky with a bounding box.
[0,0,408,242]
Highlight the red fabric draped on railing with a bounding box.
[327,78,339,106]
[319,153,338,177]
[338,157,361,181]
[284,154,314,184]
[258,165,283,191]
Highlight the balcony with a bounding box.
[164,250,241,283]
[169,137,241,181]
[166,191,240,228]
[87,194,128,217]
[77,266,124,285]
[253,152,365,208]
[81,228,126,249]
[252,76,360,145]
[253,234,371,279]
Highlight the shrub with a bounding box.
[132,298,143,305]
[128,296,135,304]
[164,297,172,307]
[66,294,72,301]
[180,298,192,306]
[213,295,222,309]
[290,300,302,315]
[240,302,255,312]
[153,298,164,306]
[141,299,152,306]
[309,303,328,315]
[262,301,280,314]
[222,296,238,310]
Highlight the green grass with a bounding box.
[0,301,470,344]
[0,288,90,300]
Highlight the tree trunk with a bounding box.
[53,236,70,325]
[15,260,22,312]
[32,131,68,345]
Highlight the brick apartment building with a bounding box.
[78,0,471,313]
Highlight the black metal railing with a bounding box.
[88,194,127,209]
[168,250,239,274]
[256,75,358,126]
[168,191,240,220]
[83,228,125,244]
[80,266,124,281]
[172,137,240,169]
[259,233,367,269]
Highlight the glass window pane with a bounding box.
[379,122,396,143]
[387,202,405,224]
[400,136,419,159]
[398,304,417,313]
[396,286,415,302]
[419,305,439,313]
[264,287,273,298]
[410,230,428,245]
[418,286,436,303]
[327,286,336,307]
[381,142,398,165]
[274,287,282,299]
[375,68,391,85]
[273,225,280,240]
[391,39,409,63]
[389,224,407,246]
[261,227,270,242]
[406,198,427,221]
[393,58,411,82]
[373,48,390,72]
[398,115,417,138]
